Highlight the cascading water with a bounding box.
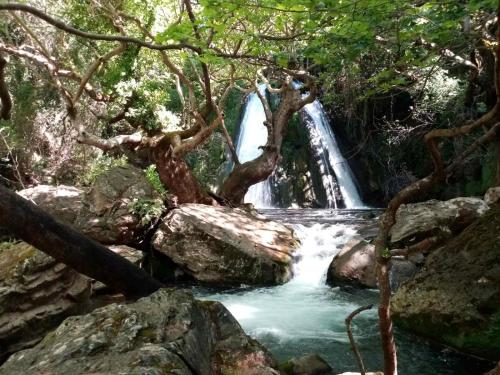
[300,100,364,209]
[235,84,274,208]
[196,209,483,374]
[235,83,364,209]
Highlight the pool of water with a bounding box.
[194,209,492,374]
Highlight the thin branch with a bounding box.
[0,3,201,53]
[345,304,373,375]
[73,42,126,104]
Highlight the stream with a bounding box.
[196,209,490,374]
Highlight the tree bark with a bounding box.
[152,141,215,205]
[0,54,12,120]
[220,82,315,203]
[0,184,163,299]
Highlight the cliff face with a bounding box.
[391,205,500,360]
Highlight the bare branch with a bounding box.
[73,43,126,104]
[0,3,201,53]
[346,304,373,375]
[77,130,143,151]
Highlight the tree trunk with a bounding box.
[0,53,12,120]
[152,141,215,205]
[220,149,279,203]
[0,184,163,299]
[220,85,300,204]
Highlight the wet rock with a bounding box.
[392,207,500,360]
[279,354,333,374]
[0,289,279,374]
[390,197,489,246]
[337,372,383,375]
[327,237,377,288]
[18,165,160,245]
[327,238,417,291]
[485,187,500,206]
[153,204,299,285]
[0,242,92,362]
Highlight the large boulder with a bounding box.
[18,165,161,245]
[390,197,489,246]
[0,242,92,362]
[326,238,418,290]
[0,289,279,374]
[153,204,299,285]
[327,238,377,288]
[391,207,500,360]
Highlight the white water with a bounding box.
[301,100,364,208]
[235,84,274,208]
[236,84,364,208]
[197,219,380,366]
[197,211,479,373]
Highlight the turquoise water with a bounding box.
[196,210,492,374]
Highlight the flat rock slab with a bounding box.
[0,289,279,375]
[153,204,299,285]
[390,197,489,245]
[0,242,91,362]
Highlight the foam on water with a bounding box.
[196,210,486,374]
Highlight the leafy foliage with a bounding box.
[128,197,165,226]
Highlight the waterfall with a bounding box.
[300,100,364,208]
[235,84,274,208]
[235,84,364,209]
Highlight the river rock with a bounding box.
[152,204,298,285]
[485,187,500,206]
[326,238,377,288]
[0,289,279,374]
[391,207,500,360]
[327,238,418,290]
[390,197,489,246]
[279,354,333,374]
[0,242,92,362]
[18,165,160,245]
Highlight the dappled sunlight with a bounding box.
[178,203,297,262]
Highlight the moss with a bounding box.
[392,207,500,360]
[0,242,37,281]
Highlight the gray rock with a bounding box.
[280,354,333,374]
[153,204,299,285]
[327,239,417,291]
[485,187,500,206]
[18,165,160,245]
[327,237,377,288]
[390,197,489,246]
[0,289,279,374]
[0,242,92,362]
[392,207,500,360]
[390,258,418,291]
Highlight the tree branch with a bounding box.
[0,3,201,53]
[346,304,373,375]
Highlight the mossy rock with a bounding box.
[392,207,500,360]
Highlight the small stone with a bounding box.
[280,354,333,375]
